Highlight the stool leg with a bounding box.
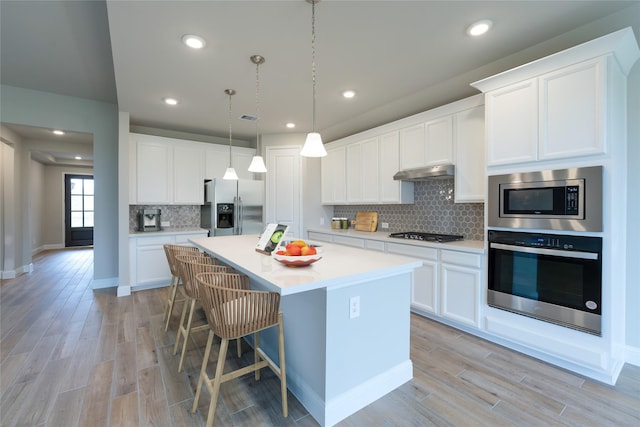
[278,313,288,418]
[193,330,214,413]
[254,331,261,381]
[177,298,197,373]
[173,297,190,356]
[206,337,229,427]
[164,275,179,331]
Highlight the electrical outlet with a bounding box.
[161,221,170,227]
[320,217,325,225]
[381,222,389,229]
[349,296,360,319]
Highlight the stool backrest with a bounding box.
[163,244,203,276]
[195,272,279,339]
[175,254,233,298]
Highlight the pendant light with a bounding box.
[300,0,327,157]
[248,55,268,173]
[223,89,239,180]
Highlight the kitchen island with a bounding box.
[189,234,422,427]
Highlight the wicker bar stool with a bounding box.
[162,244,209,332]
[173,254,235,373]
[192,272,287,426]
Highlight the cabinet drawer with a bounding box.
[332,235,365,248]
[308,232,333,243]
[135,235,174,247]
[386,243,437,261]
[441,250,482,268]
[365,239,385,252]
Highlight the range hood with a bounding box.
[393,164,455,181]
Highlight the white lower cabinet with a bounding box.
[129,231,207,290]
[440,250,482,327]
[310,231,484,330]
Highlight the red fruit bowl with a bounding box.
[273,253,322,267]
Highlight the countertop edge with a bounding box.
[307,227,486,253]
[129,228,209,237]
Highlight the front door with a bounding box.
[65,174,94,247]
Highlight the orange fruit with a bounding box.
[291,240,308,248]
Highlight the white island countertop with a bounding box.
[189,234,423,296]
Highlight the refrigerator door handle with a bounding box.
[237,196,243,235]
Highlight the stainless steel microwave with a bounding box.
[488,166,603,232]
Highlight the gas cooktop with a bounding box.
[389,232,464,243]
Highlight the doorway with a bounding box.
[65,174,94,247]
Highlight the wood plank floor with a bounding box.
[1,248,639,426]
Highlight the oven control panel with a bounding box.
[488,230,602,252]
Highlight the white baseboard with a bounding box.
[117,285,132,297]
[1,262,34,279]
[92,277,118,290]
[1,270,17,279]
[625,344,640,366]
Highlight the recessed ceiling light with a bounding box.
[52,130,65,135]
[163,97,179,106]
[466,19,493,37]
[342,90,356,99]
[182,34,206,49]
[75,156,82,160]
[286,123,296,129]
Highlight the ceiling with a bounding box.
[1,1,639,166]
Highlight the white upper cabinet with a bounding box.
[399,124,425,170]
[485,79,538,166]
[205,145,256,180]
[131,133,256,205]
[346,137,379,204]
[135,135,173,204]
[425,116,453,166]
[538,58,605,160]
[454,105,486,202]
[321,145,347,204]
[473,27,639,168]
[172,141,205,204]
[379,131,414,204]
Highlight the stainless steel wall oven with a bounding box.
[488,230,603,335]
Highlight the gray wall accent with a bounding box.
[334,179,484,241]
[1,84,118,283]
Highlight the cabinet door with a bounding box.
[399,123,425,170]
[129,135,137,204]
[232,147,255,180]
[205,145,229,180]
[454,106,485,202]
[136,137,172,204]
[379,131,414,204]
[361,137,379,203]
[321,145,346,204]
[173,143,204,204]
[440,263,481,327]
[266,146,302,238]
[425,116,453,166]
[412,260,438,314]
[346,142,363,203]
[486,79,538,166]
[539,58,605,159]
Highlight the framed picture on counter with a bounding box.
[255,223,289,255]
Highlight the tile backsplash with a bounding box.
[333,179,485,241]
[129,205,201,232]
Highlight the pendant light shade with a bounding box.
[248,54,268,173]
[300,132,326,157]
[223,89,238,180]
[301,0,327,158]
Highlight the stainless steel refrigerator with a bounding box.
[200,179,264,236]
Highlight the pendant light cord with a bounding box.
[311,0,317,133]
[227,91,233,166]
[255,60,260,152]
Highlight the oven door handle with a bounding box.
[489,242,598,260]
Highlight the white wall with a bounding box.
[29,159,45,252]
[1,85,119,285]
